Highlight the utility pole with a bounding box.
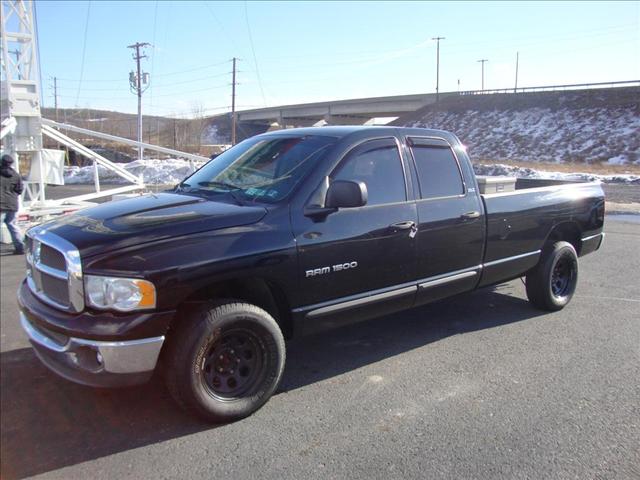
[173,118,177,149]
[477,59,488,91]
[514,52,519,93]
[432,37,445,103]
[52,76,59,122]
[231,57,237,145]
[128,42,150,160]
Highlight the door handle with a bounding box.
[460,211,481,220]
[389,220,416,230]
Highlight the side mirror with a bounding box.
[325,180,368,209]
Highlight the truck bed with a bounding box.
[479,179,605,287]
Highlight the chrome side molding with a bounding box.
[483,250,541,268]
[296,251,545,318]
[306,285,416,318]
[418,266,481,290]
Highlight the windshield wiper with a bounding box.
[175,181,190,192]
[198,180,241,191]
[197,181,245,206]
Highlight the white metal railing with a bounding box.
[42,118,210,163]
[0,117,17,140]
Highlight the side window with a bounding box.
[410,143,464,199]
[332,139,406,206]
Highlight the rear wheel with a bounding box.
[164,300,285,422]
[526,241,578,311]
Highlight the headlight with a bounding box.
[85,275,156,312]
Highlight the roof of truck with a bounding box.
[261,125,456,141]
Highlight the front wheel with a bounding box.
[164,300,286,422]
[526,241,579,311]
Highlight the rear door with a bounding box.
[406,137,485,306]
[292,137,418,328]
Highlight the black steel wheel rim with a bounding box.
[551,255,575,298]
[201,328,266,400]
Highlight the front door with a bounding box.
[292,137,418,329]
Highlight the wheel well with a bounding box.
[177,277,293,339]
[544,222,582,255]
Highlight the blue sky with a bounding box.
[35,1,639,117]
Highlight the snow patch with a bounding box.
[64,158,207,185]
[473,163,640,184]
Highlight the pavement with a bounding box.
[1,216,639,480]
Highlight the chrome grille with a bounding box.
[41,244,66,271]
[26,229,84,312]
[40,274,70,306]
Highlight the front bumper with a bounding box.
[20,312,164,387]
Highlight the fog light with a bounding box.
[96,351,104,365]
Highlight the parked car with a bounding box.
[18,126,605,422]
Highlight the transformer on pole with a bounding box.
[128,42,150,161]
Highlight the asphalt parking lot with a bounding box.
[1,216,639,480]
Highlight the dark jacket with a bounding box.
[1,165,23,211]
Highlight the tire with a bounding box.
[164,300,286,423]
[525,241,579,311]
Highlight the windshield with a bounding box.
[179,134,338,203]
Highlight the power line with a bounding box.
[55,71,231,91]
[153,59,231,78]
[54,60,233,84]
[203,2,243,57]
[74,1,92,106]
[244,1,266,106]
[46,22,636,87]
[55,83,230,101]
[150,0,159,107]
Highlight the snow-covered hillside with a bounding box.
[405,106,639,164]
[399,87,640,165]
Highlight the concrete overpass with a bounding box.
[236,91,458,126]
[234,81,639,128]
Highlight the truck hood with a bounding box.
[36,193,267,257]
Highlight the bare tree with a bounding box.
[189,102,207,153]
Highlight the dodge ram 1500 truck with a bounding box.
[18,126,605,422]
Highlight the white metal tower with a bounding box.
[1,0,43,181]
[1,0,208,229]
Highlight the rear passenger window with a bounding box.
[332,138,406,206]
[410,144,464,199]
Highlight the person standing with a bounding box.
[1,154,25,254]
